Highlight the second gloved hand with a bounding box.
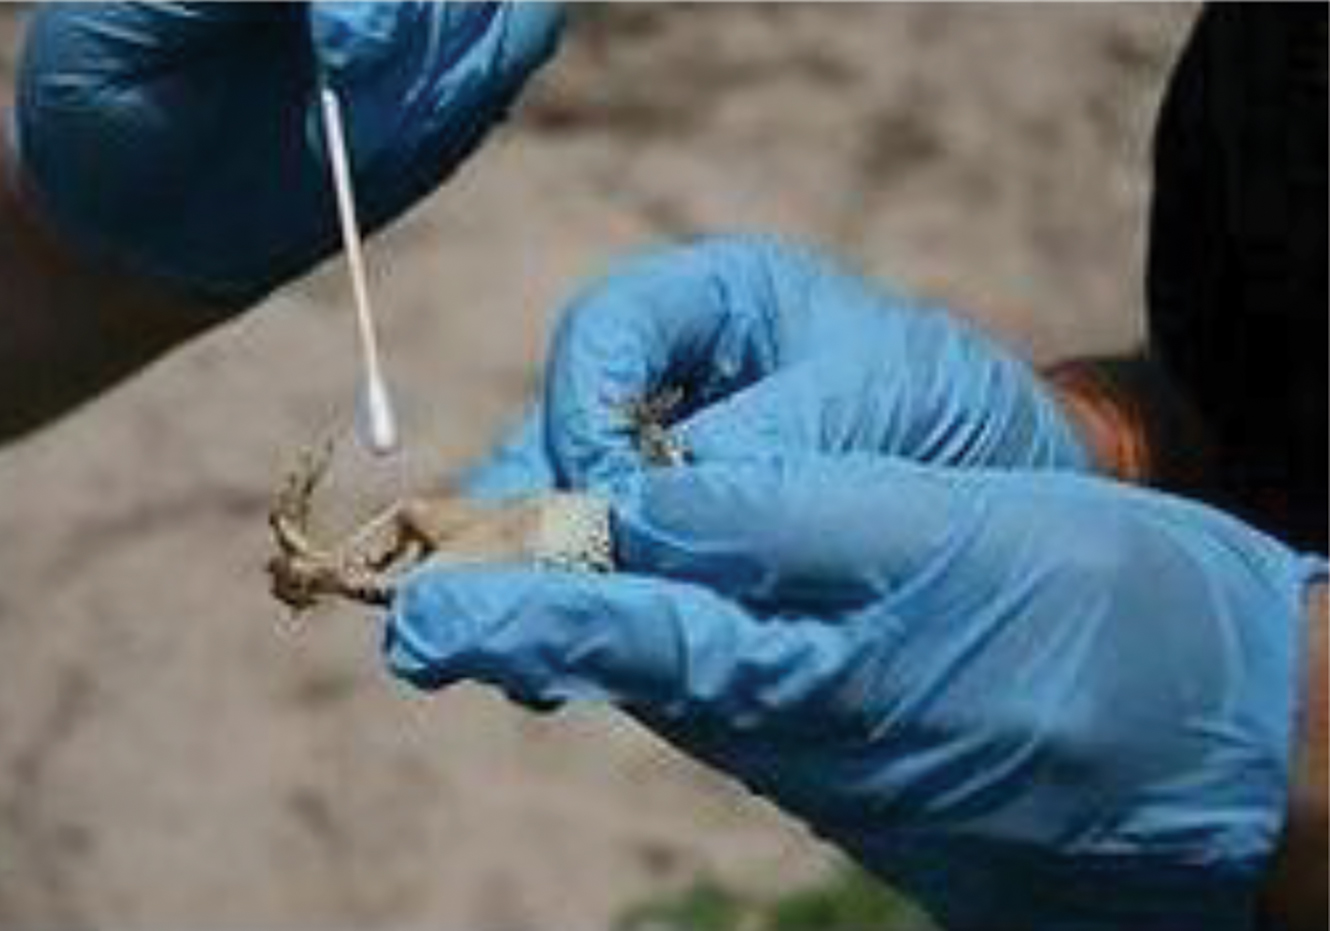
[385,455,1323,930]
[11,2,563,302]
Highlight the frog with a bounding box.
[266,389,687,615]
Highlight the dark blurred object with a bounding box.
[1147,3,1328,553]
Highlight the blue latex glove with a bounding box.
[386,456,1325,930]
[530,235,1092,489]
[11,2,563,302]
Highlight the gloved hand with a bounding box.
[524,234,1092,490]
[385,455,1325,930]
[11,2,563,303]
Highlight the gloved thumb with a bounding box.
[677,350,1094,473]
[676,360,874,464]
[613,456,970,614]
[385,565,872,733]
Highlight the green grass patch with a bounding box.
[615,863,937,931]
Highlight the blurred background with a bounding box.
[0,4,1195,929]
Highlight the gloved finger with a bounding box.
[678,348,1092,475]
[385,565,873,734]
[309,2,564,175]
[676,361,875,464]
[545,235,911,488]
[312,2,562,83]
[457,404,559,503]
[612,456,971,614]
[677,355,1078,470]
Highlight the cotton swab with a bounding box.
[319,85,400,457]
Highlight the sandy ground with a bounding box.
[0,4,1197,929]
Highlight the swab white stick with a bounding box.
[320,86,400,457]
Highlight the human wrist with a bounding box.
[1045,360,1152,482]
[1043,353,1216,491]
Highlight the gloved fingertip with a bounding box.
[381,573,463,690]
[381,623,449,691]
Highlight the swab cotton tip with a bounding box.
[321,84,403,459]
[356,372,399,457]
